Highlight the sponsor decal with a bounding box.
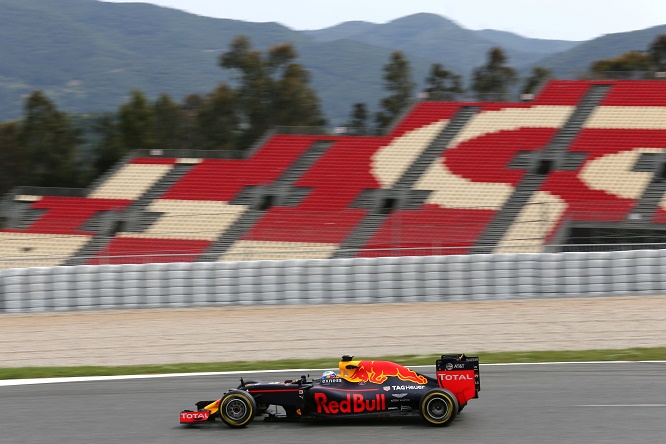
[180,411,210,422]
[391,393,408,399]
[314,393,386,414]
[350,361,428,385]
[444,362,467,370]
[383,386,391,392]
[391,385,425,390]
[321,378,343,383]
[438,374,474,381]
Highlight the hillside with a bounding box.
[533,25,666,76]
[304,13,579,73]
[0,0,434,125]
[0,0,664,126]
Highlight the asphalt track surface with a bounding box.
[2,362,665,444]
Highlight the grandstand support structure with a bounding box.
[333,106,479,258]
[197,140,335,262]
[471,83,612,254]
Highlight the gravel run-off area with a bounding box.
[2,295,665,368]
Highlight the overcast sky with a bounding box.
[102,0,666,41]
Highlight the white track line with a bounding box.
[577,404,666,407]
[1,361,664,387]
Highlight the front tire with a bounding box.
[219,390,257,428]
[419,389,458,426]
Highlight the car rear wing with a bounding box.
[435,354,480,404]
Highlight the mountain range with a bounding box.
[0,0,664,126]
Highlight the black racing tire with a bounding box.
[219,390,257,428]
[419,389,458,426]
[236,381,269,415]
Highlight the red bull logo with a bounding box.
[350,360,428,385]
[314,393,386,414]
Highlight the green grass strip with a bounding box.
[2,347,665,380]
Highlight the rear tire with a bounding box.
[419,389,458,426]
[219,390,257,428]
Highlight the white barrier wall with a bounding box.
[1,249,665,312]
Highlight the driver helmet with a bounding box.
[321,370,337,379]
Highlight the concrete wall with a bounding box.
[1,249,665,312]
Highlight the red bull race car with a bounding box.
[179,354,480,428]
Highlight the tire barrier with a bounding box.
[1,249,664,312]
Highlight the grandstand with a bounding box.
[2,80,666,269]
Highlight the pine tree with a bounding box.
[376,51,415,128]
[0,121,21,197]
[118,90,156,151]
[18,91,81,187]
[649,34,666,72]
[423,63,464,100]
[219,36,325,148]
[471,47,517,101]
[521,66,552,96]
[196,84,239,150]
[346,103,369,134]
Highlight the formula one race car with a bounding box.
[179,354,480,427]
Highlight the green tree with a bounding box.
[152,94,189,151]
[92,91,157,176]
[649,34,666,71]
[423,63,464,100]
[346,103,369,133]
[118,90,156,151]
[272,64,325,127]
[18,91,82,187]
[376,51,415,128]
[219,36,324,149]
[590,51,653,79]
[521,66,552,96]
[196,84,239,150]
[92,114,124,176]
[587,34,666,79]
[471,47,517,101]
[0,121,21,197]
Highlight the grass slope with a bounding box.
[2,347,664,380]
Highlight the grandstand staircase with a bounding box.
[543,84,612,154]
[628,152,666,222]
[197,140,334,261]
[396,106,480,189]
[65,163,196,266]
[2,205,45,231]
[333,106,479,258]
[471,84,612,253]
[124,163,196,232]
